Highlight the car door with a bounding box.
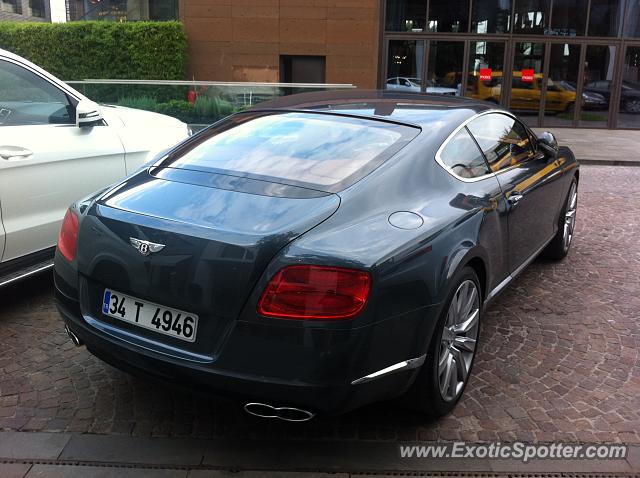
[467,112,565,271]
[0,58,126,262]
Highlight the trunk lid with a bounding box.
[77,169,339,358]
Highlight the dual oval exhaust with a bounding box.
[63,327,315,421]
[64,325,83,347]
[244,402,315,422]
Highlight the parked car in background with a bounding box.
[386,77,458,95]
[466,71,577,113]
[0,48,191,287]
[555,81,607,110]
[584,80,640,113]
[55,90,578,420]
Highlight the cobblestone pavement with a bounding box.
[1,165,639,444]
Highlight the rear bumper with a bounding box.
[55,281,439,415]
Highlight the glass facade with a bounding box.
[618,46,640,127]
[472,0,512,33]
[588,0,622,36]
[428,0,469,32]
[550,0,587,36]
[382,0,640,128]
[427,42,464,93]
[543,43,580,126]
[466,42,506,103]
[66,0,178,21]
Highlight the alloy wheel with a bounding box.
[563,182,578,252]
[625,99,640,113]
[438,280,480,402]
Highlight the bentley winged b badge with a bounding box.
[129,237,165,256]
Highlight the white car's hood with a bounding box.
[99,105,190,172]
[100,105,186,129]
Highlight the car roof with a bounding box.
[251,90,498,129]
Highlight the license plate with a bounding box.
[102,289,198,342]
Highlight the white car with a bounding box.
[386,77,459,95]
[0,49,191,286]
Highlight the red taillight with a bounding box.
[257,265,371,320]
[57,209,79,261]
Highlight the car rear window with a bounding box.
[161,112,418,191]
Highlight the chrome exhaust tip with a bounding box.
[64,325,83,347]
[244,402,315,422]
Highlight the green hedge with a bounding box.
[0,21,187,81]
[115,96,239,124]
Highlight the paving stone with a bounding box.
[0,464,32,478]
[0,431,70,460]
[0,165,639,447]
[188,472,348,478]
[25,465,186,478]
[59,434,206,465]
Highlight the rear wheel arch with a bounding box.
[441,246,490,304]
[466,256,487,303]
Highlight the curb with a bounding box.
[0,432,638,475]
[578,159,640,166]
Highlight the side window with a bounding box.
[0,60,74,126]
[439,127,490,179]
[467,113,535,172]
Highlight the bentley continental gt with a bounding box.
[54,91,579,421]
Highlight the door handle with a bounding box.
[507,193,524,207]
[0,146,33,161]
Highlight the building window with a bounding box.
[385,40,424,92]
[513,0,549,34]
[1,0,22,14]
[69,0,178,21]
[624,0,640,36]
[385,0,426,32]
[29,0,46,17]
[428,0,469,32]
[467,42,506,103]
[471,0,512,33]
[618,47,640,127]
[588,0,622,36]
[280,56,326,84]
[427,41,464,94]
[580,45,616,127]
[549,0,587,35]
[542,43,580,127]
[149,0,178,20]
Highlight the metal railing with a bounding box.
[66,79,356,127]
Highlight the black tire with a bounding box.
[402,266,482,418]
[543,177,578,260]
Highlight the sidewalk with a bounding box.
[533,128,640,166]
[1,431,638,477]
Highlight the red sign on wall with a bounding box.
[479,68,492,81]
[521,69,535,83]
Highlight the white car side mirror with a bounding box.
[76,99,103,127]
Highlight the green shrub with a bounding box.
[113,95,159,111]
[0,21,187,81]
[113,96,240,125]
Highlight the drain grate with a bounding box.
[2,460,638,478]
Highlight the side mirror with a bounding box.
[537,131,558,154]
[76,99,103,127]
